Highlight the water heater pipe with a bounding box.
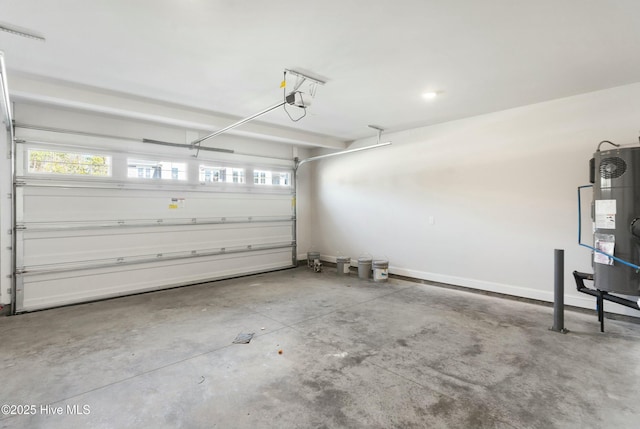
[596,140,620,151]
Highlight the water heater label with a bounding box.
[595,199,617,214]
[595,199,616,229]
[595,214,615,229]
[594,233,615,265]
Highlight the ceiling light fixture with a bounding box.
[422,91,438,100]
[0,22,45,42]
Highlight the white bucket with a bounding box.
[358,257,372,279]
[307,251,320,268]
[336,256,351,276]
[372,260,389,282]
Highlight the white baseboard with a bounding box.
[317,254,639,317]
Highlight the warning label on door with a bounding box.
[169,197,185,209]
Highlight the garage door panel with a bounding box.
[19,249,292,312]
[21,223,293,266]
[21,188,293,222]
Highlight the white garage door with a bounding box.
[14,135,296,312]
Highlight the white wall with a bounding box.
[295,153,313,261]
[311,83,640,316]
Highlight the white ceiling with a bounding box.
[1,0,640,143]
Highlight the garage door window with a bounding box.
[199,166,246,184]
[253,170,291,186]
[28,149,111,177]
[127,159,187,180]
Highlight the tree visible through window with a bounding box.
[28,150,111,177]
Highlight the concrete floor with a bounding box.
[1,267,640,429]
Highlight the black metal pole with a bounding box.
[551,249,568,333]
[597,290,605,333]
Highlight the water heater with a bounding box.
[591,146,640,296]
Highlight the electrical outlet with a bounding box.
[428,216,435,225]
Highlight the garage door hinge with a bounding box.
[15,225,26,231]
[15,180,26,187]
